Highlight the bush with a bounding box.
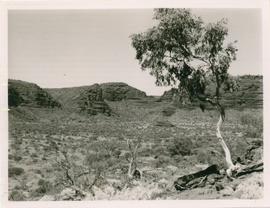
[195,148,225,167]
[155,155,171,168]
[167,137,193,156]
[196,149,210,164]
[9,167,24,177]
[34,179,52,196]
[9,190,26,201]
[13,155,23,162]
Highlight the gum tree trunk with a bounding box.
[216,112,238,177]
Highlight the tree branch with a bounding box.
[192,55,210,65]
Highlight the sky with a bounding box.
[8,9,262,95]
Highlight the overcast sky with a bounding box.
[8,9,262,95]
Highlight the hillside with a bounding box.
[45,82,147,109]
[161,75,263,109]
[8,79,61,108]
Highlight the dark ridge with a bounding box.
[8,79,61,108]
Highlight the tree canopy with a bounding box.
[131,9,238,105]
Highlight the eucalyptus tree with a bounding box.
[131,8,240,177]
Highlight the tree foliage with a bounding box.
[131,9,238,106]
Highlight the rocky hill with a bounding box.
[101,82,146,101]
[8,79,61,108]
[161,75,263,109]
[45,82,147,109]
[77,84,111,116]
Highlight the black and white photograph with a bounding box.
[0,0,270,207]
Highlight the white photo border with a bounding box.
[0,0,269,207]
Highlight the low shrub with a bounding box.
[34,179,52,195]
[155,155,171,168]
[195,148,225,167]
[9,167,24,177]
[13,155,23,162]
[167,137,193,156]
[9,190,26,201]
[196,149,211,164]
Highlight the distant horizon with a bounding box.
[9,73,263,96]
[8,9,262,96]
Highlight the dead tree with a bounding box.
[126,138,141,180]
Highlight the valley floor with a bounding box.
[8,99,263,200]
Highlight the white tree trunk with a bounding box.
[128,157,134,179]
[216,114,238,177]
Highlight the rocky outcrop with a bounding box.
[78,84,111,116]
[46,82,147,109]
[8,79,61,108]
[160,75,263,109]
[100,82,146,101]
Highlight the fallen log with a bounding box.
[174,162,263,191]
[174,165,220,191]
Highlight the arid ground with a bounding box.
[8,84,263,200]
